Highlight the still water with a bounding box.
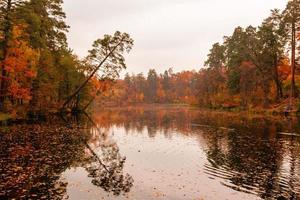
[1,106,300,199]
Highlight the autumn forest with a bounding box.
[1,1,300,199]
[0,0,300,119]
[105,1,300,112]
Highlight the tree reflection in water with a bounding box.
[1,106,300,199]
[92,106,300,199]
[203,126,287,199]
[64,112,134,196]
[85,142,133,195]
[0,113,133,199]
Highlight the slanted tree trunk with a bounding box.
[82,84,108,111]
[82,96,96,111]
[62,38,125,110]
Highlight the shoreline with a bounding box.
[1,102,298,124]
[96,103,297,119]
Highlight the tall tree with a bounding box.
[62,31,134,110]
[244,26,276,106]
[20,0,69,109]
[146,69,158,102]
[21,0,69,50]
[258,10,286,100]
[223,27,249,94]
[282,0,300,98]
[162,70,170,92]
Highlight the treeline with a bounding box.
[104,0,300,110]
[0,0,133,118]
[103,69,199,105]
[1,0,300,116]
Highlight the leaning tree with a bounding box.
[62,31,134,111]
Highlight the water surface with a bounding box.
[1,106,300,199]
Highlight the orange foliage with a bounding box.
[2,25,39,100]
[89,77,115,104]
[278,63,291,81]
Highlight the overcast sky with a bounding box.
[63,0,287,75]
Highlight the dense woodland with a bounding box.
[0,0,133,119]
[0,0,300,119]
[103,0,300,111]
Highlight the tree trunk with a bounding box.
[273,56,283,101]
[82,96,96,111]
[291,20,297,98]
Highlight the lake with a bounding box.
[1,106,300,200]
